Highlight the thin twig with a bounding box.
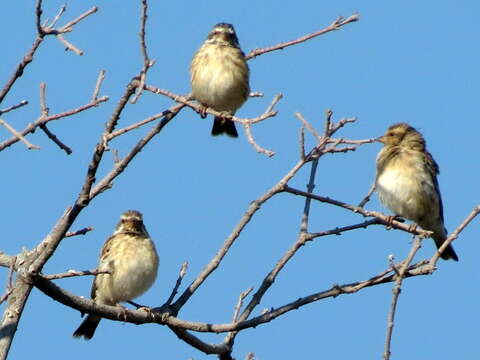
[0,100,28,116]
[324,109,333,136]
[56,34,83,55]
[131,0,153,104]
[231,288,253,323]
[165,262,188,305]
[284,186,432,238]
[383,236,423,360]
[299,126,305,160]
[243,121,275,157]
[47,4,67,29]
[429,205,480,265]
[91,70,106,102]
[358,183,376,207]
[39,83,48,115]
[145,86,278,125]
[38,82,73,154]
[40,124,72,154]
[64,227,94,238]
[245,14,359,60]
[43,269,109,280]
[107,108,178,141]
[58,6,98,32]
[306,219,383,240]
[265,93,283,114]
[224,287,254,346]
[0,96,108,152]
[295,112,322,142]
[0,257,16,305]
[0,119,40,150]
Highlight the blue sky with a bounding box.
[1,1,478,359]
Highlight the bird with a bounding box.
[375,123,458,261]
[73,210,159,339]
[190,22,250,138]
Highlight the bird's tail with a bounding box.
[212,116,238,138]
[73,315,101,340]
[433,234,458,261]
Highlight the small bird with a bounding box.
[73,210,159,339]
[190,22,250,138]
[375,123,458,261]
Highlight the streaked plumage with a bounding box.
[375,123,458,261]
[73,210,159,339]
[190,22,250,137]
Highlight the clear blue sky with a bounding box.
[1,1,478,359]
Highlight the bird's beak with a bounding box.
[376,135,386,144]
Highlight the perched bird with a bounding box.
[375,123,458,261]
[73,210,159,339]
[190,22,250,137]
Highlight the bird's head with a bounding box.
[377,122,425,149]
[115,210,149,236]
[207,22,240,48]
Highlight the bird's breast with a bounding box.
[191,45,249,111]
[376,162,429,221]
[104,237,159,303]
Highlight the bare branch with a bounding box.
[145,86,278,126]
[0,100,28,116]
[168,327,230,356]
[231,288,253,323]
[55,34,83,55]
[170,156,306,313]
[0,257,16,305]
[40,124,72,154]
[299,126,305,160]
[46,4,67,29]
[0,119,40,150]
[245,14,359,60]
[243,122,275,157]
[32,259,436,334]
[284,186,432,238]
[131,0,154,103]
[64,227,94,238]
[106,108,178,141]
[429,205,480,265]
[383,236,423,360]
[306,219,382,240]
[43,269,108,280]
[91,70,106,102]
[358,183,376,207]
[58,6,99,32]
[0,96,108,152]
[89,102,184,199]
[295,112,322,142]
[165,262,188,306]
[265,93,283,114]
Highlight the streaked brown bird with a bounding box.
[190,22,250,137]
[375,123,458,261]
[73,210,159,339]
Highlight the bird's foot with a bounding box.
[385,215,403,229]
[198,105,207,118]
[407,223,418,234]
[117,303,130,322]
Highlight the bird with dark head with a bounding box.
[73,210,159,339]
[375,123,458,261]
[190,22,250,138]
